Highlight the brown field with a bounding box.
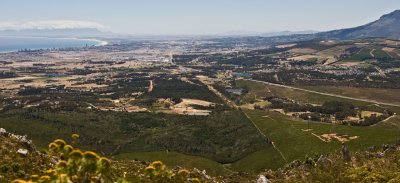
[288,48,318,54]
[157,98,214,116]
[297,85,400,106]
[313,133,359,143]
[288,55,321,61]
[276,43,297,49]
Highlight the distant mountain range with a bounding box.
[220,30,318,37]
[1,10,400,40]
[224,10,400,40]
[318,10,400,40]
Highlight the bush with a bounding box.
[0,164,11,173]
[12,135,204,183]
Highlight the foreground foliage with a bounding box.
[4,127,400,183]
[6,133,210,183]
[265,142,400,182]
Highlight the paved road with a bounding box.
[245,79,400,108]
[197,75,288,161]
[370,48,376,57]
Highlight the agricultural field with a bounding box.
[221,79,400,172]
[232,109,400,172]
[235,79,371,106]
[298,85,400,106]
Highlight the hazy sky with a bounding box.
[0,0,400,35]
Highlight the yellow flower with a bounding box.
[191,178,201,183]
[59,174,70,182]
[48,142,59,151]
[44,169,56,175]
[151,161,165,170]
[98,157,111,168]
[39,175,51,182]
[178,169,190,177]
[69,150,83,160]
[83,151,100,161]
[11,179,28,183]
[53,139,67,147]
[30,174,39,178]
[71,134,80,140]
[63,145,74,153]
[145,165,155,173]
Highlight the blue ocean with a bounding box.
[0,36,106,52]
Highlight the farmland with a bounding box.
[1,37,400,178]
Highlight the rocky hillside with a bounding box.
[3,128,400,183]
[318,10,400,39]
[263,141,400,182]
[0,128,53,182]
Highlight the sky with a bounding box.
[0,0,400,35]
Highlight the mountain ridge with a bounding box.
[318,10,400,39]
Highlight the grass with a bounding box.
[115,151,230,176]
[373,49,392,60]
[234,110,400,171]
[230,146,285,173]
[349,48,374,61]
[375,115,400,129]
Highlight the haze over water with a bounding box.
[0,36,106,52]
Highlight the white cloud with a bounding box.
[0,20,105,30]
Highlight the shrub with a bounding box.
[12,135,203,183]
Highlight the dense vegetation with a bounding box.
[4,128,400,183]
[266,97,393,125]
[253,69,400,89]
[0,108,268,164]
[139,79,223,104]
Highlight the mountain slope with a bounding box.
[319,10,400,39]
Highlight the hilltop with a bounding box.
[319,10,400,39]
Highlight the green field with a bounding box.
[373,48,392,60]
[113,108,400,174]
[224,79,400,173]
[115,151,231,176]
[230,146,285,173]
[349,47,374,61]
[231,110,400,172]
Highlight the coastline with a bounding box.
[0,36,108,53]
